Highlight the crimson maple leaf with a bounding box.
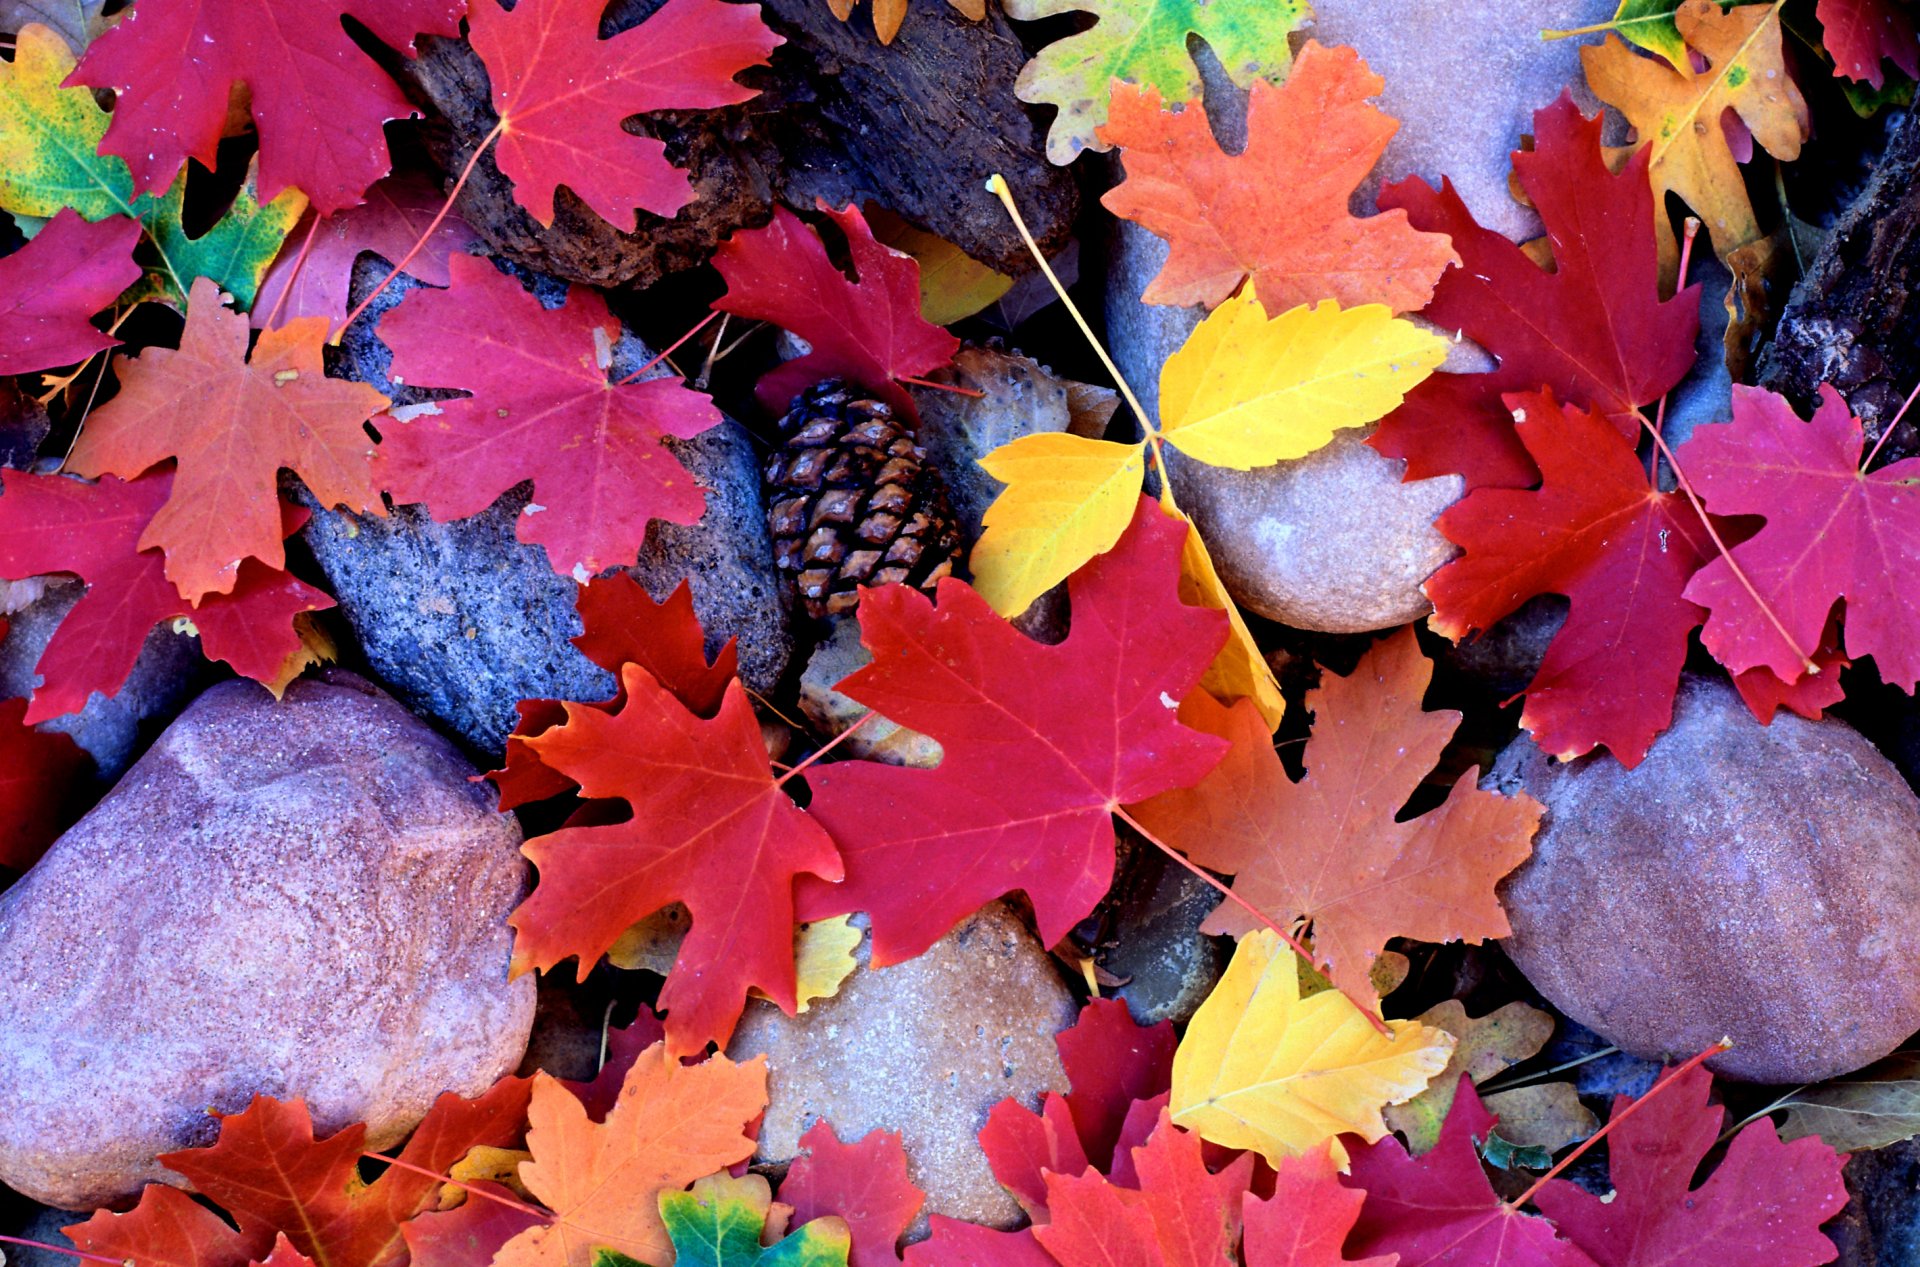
[67,1079,532,1267]
[376,254,722,581]
[492,573,738,810]
[0,209,141,376]
[468,0,782,227]
[1680,384,1920,693]
[1244,1146,1396,1267]
[1533,1064,1848,1266]
[1034,1113,1254,1267]
[253,174,480,331]
[712,201,961,418]
[1367,94,1699,492]
[1343,1082,1598,1267]
[1819,0,1919,85]
[67,0,463,215]
[779,1122,926,1267]
[794,495,1228,966]
[0,469,334,724]
[983,1092,1091,1222]
[903,1221,1056,1267]
[510,664,844,1056]
[64,277,389,603]
[0,682,90,872]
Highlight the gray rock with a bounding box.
[727,904,1074,1231]
[1831,1138,1920,1267]
[1101,857,1228,1027]
[1493,675,1920,1084]
[1436,594,1568,698]
[0,671,535,1209]
[0,1203,82,1267]
[0,578,206,782]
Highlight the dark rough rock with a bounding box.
[398,0,1074,289]
[1831,1139,1920,1267]
[727,904,1073,1231]
[1099,853,1228,1028]
[1433,594,1568,698]
[1492,675,1920,1084]
[0,672,535,1210]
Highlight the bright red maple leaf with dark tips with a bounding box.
[780,1122,927,1267]
[376,254,722,582]
[0,209,142,376]
[0,468,334,724]
[1368,94,1699,492]
[66,0,464,215]
[0,678,91,872]
[1680,384,1920,694]
[511,663,844,1057]
[468,0,782,228]
[1819,0,1920,86]
[793,495,1229,968]
[712,201,962,419]
[1532,1064,1848,1267]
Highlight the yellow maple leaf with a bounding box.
[1582,0,1808,270]
[1170,929,1455,1166]
[1174,507,1285,728]
[970,432,1146,617]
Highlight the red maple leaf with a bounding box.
[254,174,480,331]
[780,1122,927,1267]
[712,202,961,418]
[0,675,90,872]
[0,468,334,724]
[0,209,141,376]
[1532,1065,1848,1266]
[560,1009,667,1122]
[376,254,722,581]
[510,664,844,1056]
[1343,1082,1598,1267]
[1244,1146,1396,1267]
[1681,384,1920,692]
[1033,1112,1254,1267]
[403,1184,543,1267]
[983,1092,1091,1222]
[794,496,1228,966]
[256,1236,321,1267]
[902,1221,1057,1267]
[67,1079,532,1267]
[67,0,464,215]
[492,573,738,810]
[1819,0,1920,86]
[467,0,782,227]
[1367,94,1699,492]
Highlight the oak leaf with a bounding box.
[824,0,985,45]
[469,0,782,228]
[1099,42,1458,314]
[376,254,722,581]
[64,277,387,601]
[794,496,1228,966]
[1169,928,1455,1166]
[1384,1000,1595,1157]
[779,1123,925,1267]
[0,207,139,375]
[1130,629,1540,1002]
[637,1173,851,1267]
[1368,94,1699,492]
[1242,1145,1396,1267]
[0,0,104,52]
[1819,0,1919,86]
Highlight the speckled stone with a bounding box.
[1492,675,1920,1084]
[0,671,535,1209]
[726,904,1075,1231]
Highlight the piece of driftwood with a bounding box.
[398,0,1076,289]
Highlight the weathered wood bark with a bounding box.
[398,0,1076,289]
[1759,112,1920,461]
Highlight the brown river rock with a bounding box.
[0,671,535,1210]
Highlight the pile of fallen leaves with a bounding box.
[4,0,1920,1263]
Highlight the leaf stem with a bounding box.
[1860,375,1920,472]
[0,1234,127,1265]
[358,1152,551,1220]
[897,374,986,398]
[261,210,323,330]
[1646,217,1701,487]
[616,310,720,386]
[774,710,877,789]
[1478,1044,1620,1095]
[1716,1085,1806,1144]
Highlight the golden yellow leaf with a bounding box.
[786,915,862,1013]
[1581,0,1809,270]
[971,432,1146,617]
[1170,929,1455,1166]
[868,207,1014,326]
[1158,291,1447,470]
[1174,509,1284,729]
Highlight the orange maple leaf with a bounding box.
[1098,41,1458,315]
[1128,629,1540,1004]
[496,1044,768,1267]
[66,276,388,603]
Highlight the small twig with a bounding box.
[1647,218,1701,486]
[360,1152,551,1220]
[897,374,985,398]
[616,310,720,386]
[261,210,323,330]
[0,1234,127,1265]
[56,309,129,472]
[712,319,768,367]
[1861,376,1920,472]
[1478,1044,1620,1095]
[773,711,877,789]
[696,312,730,390]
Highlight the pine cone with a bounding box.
[765,381,967,620]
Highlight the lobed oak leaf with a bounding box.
[1819,0,1919,86]
[1005,0,1309,166]
[1532,1064,1848,1266]
[0,468,335,723]
[779,1123,925,1267]
[64,277,387,602]
[1131,629,1540,1001]
[1368,94,1698,492]
[1384,1001,1593,1158]
[376,254,721,582]
[1099,43,1459,314]
[712,202,960,419]
[512,663,842,1056]
[1242,1145,1396,1267]
[642,1172,851,1267]
[1034,1113,1253,1267]
[1170,928,1455,1167]
[1582,0,1810,268]
[794,495,1228,966]
[66,0,463,216]
[0,685,90,872]
[824,0,985,45]
[0,0,104,52]
[127,157,308,311]
[0,208,140,375]
[1679,384,1920,691]
[469,0,781,228]
[497,1045,768,1267]
[901,1221,1056,1266]
[1342,1083,1597,1267]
